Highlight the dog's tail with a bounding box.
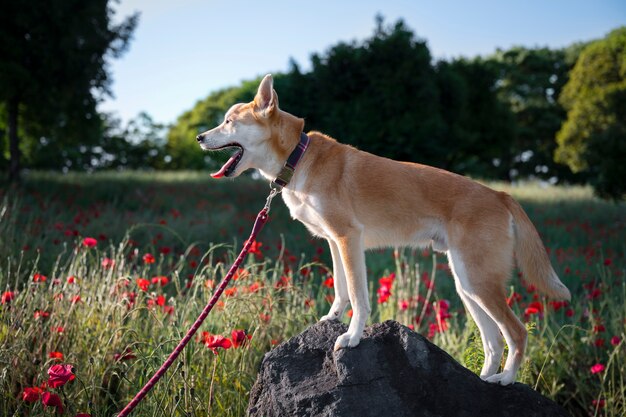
[503,195,571,300]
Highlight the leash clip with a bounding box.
[264,185,281,213]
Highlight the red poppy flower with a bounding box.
[275,276,290,289]
[82,237,97,248]
[47,364,75,388]
[247,282,262,293]
[224,287,238,297]
[67,276,77,284]
[201,332,232,354]
[231,329,252,348]
[41,391,64,414]
[114,348,137,361]
[75,413,92,417]
[136,278,150,291]
[33,273,47,283]
[151,276,169,286]
[590,363,605,374]
[101,257,115,269]
[524,301,544,316]
[22,386,43,402]
[323,277,334,288]
[245,240,263,257]
[1,291,15,304]
[611,336,621,346]
[49,351,64,361]
[142,253,155,264]
[71,295,81,304]
[34,310,50,320]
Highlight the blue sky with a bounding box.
[99,0,626,125]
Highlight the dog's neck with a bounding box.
[258,110,306,183]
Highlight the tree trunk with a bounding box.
[8,97,20,183]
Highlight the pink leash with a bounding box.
[116,188,280,417]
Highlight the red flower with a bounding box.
[82,237,97,248]
[1,291,15,304]
[71,295,81,304]
[231,329,252,348]
[159,246,172,255]
[275,276,291,289]
[101,257,115,269]
[143,253,155,264]
[323,277,334,288]
[398,300,409,310]
[67,276,77,284]
[136,278,150,291]
[247,282,262,293]
[41,391,64,414]
[114,348,137,362]
[34,310,50,320]
[590,363,605,374]
[33,273,47,283]
[224,287,238,297]
[75,413,92,417]
[201,332,232,354]
[592,399,605,409]
[22,386,43,402]
[245,239,263,257]
[611,336,621,346]
[49,351,64,361]
[151,276,169,286]
[47,364,75,388]
[524,301,544,316]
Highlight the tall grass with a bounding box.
[0,171,624,416]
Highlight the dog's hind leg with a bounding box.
[448,247,526,385]
[320,239,350,321]
[332,232,370,351]
[454,280,504,379]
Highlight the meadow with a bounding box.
[0,171,624,417]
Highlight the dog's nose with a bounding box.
[196,134,203,143]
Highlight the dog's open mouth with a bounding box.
[209,144,244,178]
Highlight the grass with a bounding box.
[0,171,625,417]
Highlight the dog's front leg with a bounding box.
[333,232,370,351]
[320,239,349,321]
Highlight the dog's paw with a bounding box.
[333,331,361,351]
[320,311,341,322]
[483,372,515,386]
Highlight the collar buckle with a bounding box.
[271,132,310,189]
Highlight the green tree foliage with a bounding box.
[0,0,138,181]
[487,46,583,181]
[555,27,626,199]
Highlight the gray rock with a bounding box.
[247,320,571,417]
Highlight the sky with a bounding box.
[99,0,626,126]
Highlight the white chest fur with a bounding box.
[281,189,329,238]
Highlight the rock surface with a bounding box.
[247,320,571,417]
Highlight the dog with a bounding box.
[196,74,571,385]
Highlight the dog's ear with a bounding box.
[254,74,278,117]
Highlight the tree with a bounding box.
[555,27,626,199]
[487,46,583,182]
[0,0,138,181]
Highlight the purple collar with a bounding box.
[272,132,310,189]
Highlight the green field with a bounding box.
[1,171,625,416]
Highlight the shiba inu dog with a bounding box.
[196,74,571,385]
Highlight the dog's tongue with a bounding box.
[210,154,238,178]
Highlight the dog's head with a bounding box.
[196,74,303,180]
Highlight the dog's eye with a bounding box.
[225,119,232,124]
